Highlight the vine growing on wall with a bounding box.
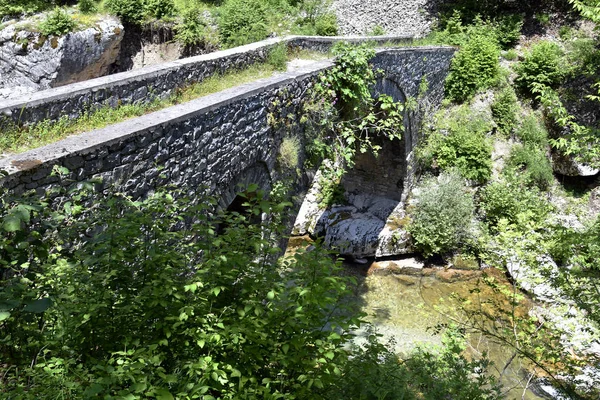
[302,42,404,203]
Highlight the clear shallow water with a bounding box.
[285,237,547,399]
[346,265,546,400]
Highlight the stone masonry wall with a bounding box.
[342,47,455,201]
[0,35,412,130]
[0,61,329,201]
[0,48,455,206]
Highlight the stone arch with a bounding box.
[218,162,272,211]
[373,77,413,140]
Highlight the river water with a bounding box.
[344,263,545,399]
[286,236,547,399]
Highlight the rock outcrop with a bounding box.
[551,151,599,177]
[292,167,412,259]
[0,17,123,99]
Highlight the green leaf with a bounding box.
[155,388,174,400]
[0,311,10,321]
[23,298,52,313]
[3,215,21,232]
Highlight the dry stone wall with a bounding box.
[332,0,438,37]
[0,62,328,202]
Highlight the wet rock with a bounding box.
[323,208,385,258]
[434,268,480,282]
[506,255,562,302]
[376,204,412,258]
[368,259,424,276]
[0,16,123,99]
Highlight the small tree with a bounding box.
[408,172,476,258]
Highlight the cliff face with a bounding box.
[332,0,437,36]
[0,17,123,99]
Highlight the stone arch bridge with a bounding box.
[0,36,455,213]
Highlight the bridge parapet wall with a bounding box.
[0,47,455,205]
[0,35,413,129]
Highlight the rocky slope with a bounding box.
[0,16,123,99]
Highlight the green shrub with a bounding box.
[78,0,97,14]
[418,106,493,183]
[175,8,217,48]
[535,12,550,26]
[480,175,552,229]
[506,144,554,191]
[493,14,523,49]
[503,49,518,61]
[315,13,338,36]
[491,86,518,137]
[278,136,300,169]
[515,113,548,147]
[568,37,600,76]
[368,24,386,36]
[445,24,500,102]
[514,41,566,97]
[0,0,50,18]
[105,0,145,24]
[408,172,476,258]
[39,7,76,36]
[145,0,175,20]
[267,42,288,71]
[218,0,268,47]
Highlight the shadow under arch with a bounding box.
[217,162,273,212]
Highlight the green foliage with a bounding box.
[569,0,600,24]
[105,0,146,24]
[514,41,567,97]
[408,172,476,258]
[78,0,97,14]
[567,37,600,76]
[445,22,500,103]
[0,186,363,398]
[491,85,518,137]
[145,0,175,20]
[535,12,551,26]
[515,112,549,147]
[503,48,518,60]
[267,42,289,71]
[418,105,493,183]
[536,85,600,169]
[39,7,76,36]
[493,14,523,49]
[0,0,51,18]
[175,8,218,48]
[326,327,502,400]
[480,175,552,229]
[278,136,300,169]
[506,144,554,191]
[368,24,386,36]
[314,13,338,36]
[218,0,268,47]
[304,43,403,171]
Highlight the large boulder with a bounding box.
[293,170,412,258]
[0,16,124,99]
